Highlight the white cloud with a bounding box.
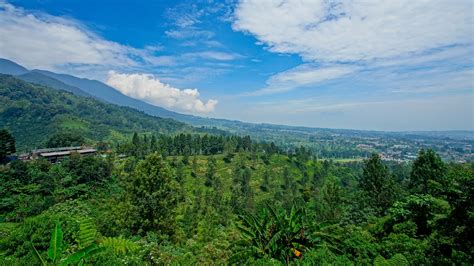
[0,2,168,72]
[252,64,357,95]
[233,0,472,62]
[165,28,214,40]
[183,51,242,61]
[106,71,218,114]
[233,0,473,95]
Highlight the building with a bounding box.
[21,146,97,162]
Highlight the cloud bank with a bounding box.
[106,71,218,114]
[233,0,473,95]
[233,0,471,62]
[250,64,357,95]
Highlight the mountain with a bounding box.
[0,58,247,127]
[0,58,29,75]
[0,74,193,150]
[33,69,193,121]
[17,71,91,97]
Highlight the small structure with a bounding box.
[23,146,97,162]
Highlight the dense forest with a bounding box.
[0,129,472,265]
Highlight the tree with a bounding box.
[241,167,253,209]
[319,178,344,222]
[45,132,85,148]
[409,149,446,195]
[260,168,271,192]
[150,135,157,152]
[126,153,179,235]
[191,156,199,178]
[359,154,396,214]
[204,156,216,187]
[0,129,16,161]
[281,166,296,209]
[131,132,140,147]
[231,163,253,211]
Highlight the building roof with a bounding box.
[39,148,96,158]
[33,146,83,154]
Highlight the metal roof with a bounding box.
[33,146,83,153]
[39,148,96,157]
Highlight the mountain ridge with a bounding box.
[18,71,91,97]
[0,74,196,150]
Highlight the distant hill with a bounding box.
[0,75,192,150]
[0,58,29,75]
[18,71,91,97]
[33,69,195,122]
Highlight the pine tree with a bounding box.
[320,178,344,221]
[204,156,216,187]
[150,135,157,152]
[409,149,446,195]
[260,168,271,192]
[0,129,16,161]
[241,167,253,209]
[281,166,295,209]
[231,162,253,211]
[126,152,179,235]
[359,153,396,214]
[191,156,198,178]
[132,132,140,146]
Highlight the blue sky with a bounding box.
[1,0,473,131]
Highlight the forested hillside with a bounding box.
[0,130,472,264]
[0,75,194,150]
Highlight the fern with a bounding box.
[31,219,104,266]
[388,253,409,266]
[100,236,139,255]
[77,217,97,249]
[374,255,389,266]
[374,253,409,266]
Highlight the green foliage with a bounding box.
[389,194,449,236]
[60,244,103,266]
[0,75,189,150]
[1,132,471,265]
[77,217,96,249]
[319,177,345,222]
[47,221,63,263]
[233,205,310,264]
[45,132,85,148]
[410,149,446,194]
[359,154,397,214]
[126,152,179,235]
[32,219,103,266]
[374,253,409,266]
[0,129,15,162]
[100,236,139,255]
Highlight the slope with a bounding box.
[18,71,91,97]
[0,58,29,75]
[0,74,192,150]
[33,69,195,121]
